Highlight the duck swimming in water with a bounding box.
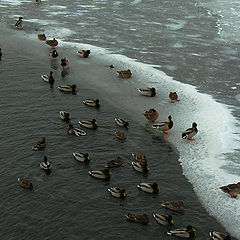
[161,201,184,211]
[83,99,100,108]
[114,117,129,129]
[60,57,69,70]
[32,137,46,151]
[73,152,90,163]
[125,213,149,224]
[108,187,127,198]
[117,69,132,78]
[79,119,98,129]
[209,231,231,240]
[46,38,58,48]
[219,182,240,198]
[153,214,174,227]
[144,108,159,123]
[68,124,86,136]
[58,84,78,94]
[182,122,198,141]
[15,17,23,29]
[89,169,111,180]
[152,115,173,135]
[40,156,52,172]
[169,92,180,103]
[131,153,147,163]
[138,87,156,97]
[50,49,58,61]
[137,183,159,193]
[105,157,123,168]
[18,178,33,189]
[59,111,71,123]
[42,71,54,88]
[167,225,196,238]
[132,162,150,173]
[115,131,126,140]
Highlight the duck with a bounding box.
[108,187,127,198]
[161,201,184,211]
[132,162,150,173]
[73,152,90,163]
[182,122,198,141]
[83,99,100,108]
[219,182,240,198]
[131,153,147,163]
[41,71,54,88]
[152,115,173,135]
[137,183,159,193]
[40,156,52,171]
[60,57,70,69]
[89,169,111,180]
[114,117,129,128]
[45,38,58,48]
[79,119,98,129]
[58,84,78,94]
[49,49,58,60]
[169,92,180,103]
[117,69,132,78]
[59,111,71,123]
[125,213,149,224]
[115,131,126,140]
[144,108,159,123]
[38,34,46,40]
[77,50,90,58]
[153,214,174,226]
[15,17,23,29]
[167,225,196,238]
[32,137,46,151]
[68,124,86,136]
[35,0,41,3]
[105,157,123,168]
[209,231,231,240]
[138,87,156,97]
[109,64,115,68]
[18,178,33,189]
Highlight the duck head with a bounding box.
[124,122,129,128]
[192,122,197,128]
[186,225,195,232]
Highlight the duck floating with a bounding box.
[68,124,86,136]
[32,137,46,151]
[60,57,69,70]
[114,117,129,129]
[40,156,52,171]
[137,183,159,193]
[59,111,71,123]
[83,99,100,108]
[169,92,180,103]
[115,131,126,140]
[125,213,149,224]
[108,187,127,198]
[42,71,54,88]
[152,115,173,135]
[131,153,147,163]
[138,87,156,97]
[144,108,159,123]
[89,169,111,180]
[45,38,58,48]
[153,214,174,226]
[105,157,123,168]
[49,49,58,61]
[117,69,132,78]
[132,162,150,173]
[209,231,231,240]
[79,119,98,129]
[73,152,90,163]
[38,34,46,41]
[18,178,33,189]
[58,84,78,94]
[15,17,23,29]
[182,122,198,141]
[219,182,240,198]
[167,225,196,238]
[77,50,90,58]
[161,201,184,211]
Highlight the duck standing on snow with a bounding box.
[137,182,159,193]
[167,225,196,238]
[46,38,58,48]
[108,187,127,198]
[144,108,159,123]
[79,119,98,129]
[209,231,231,240]
[77,50,90,58]
[152,115,173,135]
[89,169,111,180]
[115,117,129,129]
[117,69,132,78]
[138,87,156,97]
[182,122,198,141]
[15,17,23,29]
[169,92,180,103]
[153,214,174,227]
[83,99,100,108]
[219,182,240,198]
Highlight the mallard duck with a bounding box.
[152,115,173,135]
[108,187,127,198]
[89,169,111,180]
[68,124,86,136]
[32,137,46,151]
[161,201,184,211]
[18,178,33,189]
[77,50,90,58]
[167,225,196,238]
[114,117,129,128]
[137,183,159,193]
[115,131,126,140]
[220,182,240,198]
[131,153,147,163]
[45,38,58,48]
[38,34,46,40]
[169,92,180,103]
[50,49,58,60]
[73,152,90,163]
[83,99,100,108]
[105,157,123,168]
[144,108,159,123]
[15,17,23,29]
[209,231,231,240]
[125,213,149,224]
[59,111,71,123]
[138,87,156,97]
[60,58,69,69]
[117,69,132,78]
[42,71,54,87]
[182,122,198,141]
[153,214,174,226]
[79,119,98,129]
[40,156,52,171]
[132,162,150,173]
[58,84,78,94]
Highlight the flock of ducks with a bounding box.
[11,5,237,239]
